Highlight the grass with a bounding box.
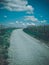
[23,25,49,46]
[0,28,15,65]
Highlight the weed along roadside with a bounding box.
[0,28,14,65]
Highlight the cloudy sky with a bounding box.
[0,0,49,26]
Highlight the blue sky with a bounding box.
[0,0,49,26]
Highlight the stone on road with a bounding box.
[9,29,49,65]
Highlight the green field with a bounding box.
[0,28,14,65]
[23,25,49,45]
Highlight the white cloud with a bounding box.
[22,23,25,26]
[9,22,15,25]
[26,23,31,25]
[16,21,19,23]
[41,20,47,23]
[1,0,34,14]
[26,22,35,26]
[4,15,7,18]
[24,16,39,22]
[40,16,43,18]
[31,23,35,25]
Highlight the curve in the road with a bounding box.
[8,29,49,65]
